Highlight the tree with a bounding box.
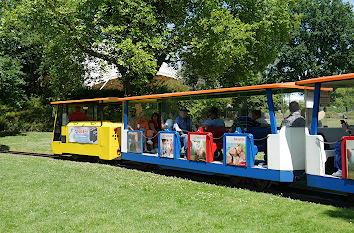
[179,0,299,89]
[2,0,299,98]
[267,0,354,82]
[0,55,25,106]
[0,0,86,100]
[331,87,354,112]
[5,0,189,96]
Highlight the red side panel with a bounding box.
[187,129,215,163]
[342,136,354,179]
[342,138,347,179]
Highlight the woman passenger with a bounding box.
[149,112,162,148]
[135,113,150,152]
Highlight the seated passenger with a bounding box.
[135,113,152,152]
[135,112,149,131]
[332,122,353,177]
[281,101,305,127]
[174,107,196,157]
[251,110,269,127]
[162,113,174,130]
[231,108,260,132]
[69,106,89,121]
[127,110,136,130]
[202,107,225,161]
[148,112,162,148]
[202,107,225,127]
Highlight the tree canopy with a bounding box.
[267,0,354,82]
[179,0,299,89]
[0,0,299,98]
[0,0,352,102]
[14,0,190,96]
[0,55,25,106]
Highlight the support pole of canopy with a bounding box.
[124,101,128,130]
[311,83,321,135]
[266,89,277,134]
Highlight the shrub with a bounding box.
[0,96,53,132]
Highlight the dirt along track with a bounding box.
[1,150,353,209]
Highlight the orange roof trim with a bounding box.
[51,97,120,105]
[296,73,354,85]
[51,82,332,104]
[115,82,332,102]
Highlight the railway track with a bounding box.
[1,150,353,208]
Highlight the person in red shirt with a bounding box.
[148,112,162,148]
[69,106,89,121]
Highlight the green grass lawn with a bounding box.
[0,154,353,233]
[0,132,353,232]
[0,132,52,154]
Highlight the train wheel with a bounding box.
[252,179,272,192]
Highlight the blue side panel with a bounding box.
[158,131,181,159]
[122,152,295,182]
[266,89,277,134]
[223,133,258,167]
[127,130,143,154]
[307,174,354,193]
[310,83,321,135]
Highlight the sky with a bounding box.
[345,0,354,5]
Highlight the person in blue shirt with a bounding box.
[332,122,353,177]
[174,107,196,157]
[230,107,259,132]
[202,106,225,127]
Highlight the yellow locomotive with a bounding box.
[51,98,123,160]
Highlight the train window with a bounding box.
[68,104,95,121]
[62,105,68,126]
[272,92,306,128]
[128,102,159,130]
[320,87,354,128]
[53,105,63,141]
[101,104,122,122]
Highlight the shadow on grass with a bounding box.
[0,145,10,151]
[0,131,23,137]
[325,208,354,221]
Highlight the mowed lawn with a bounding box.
[0,132,52,154]
[0,154,353,232]
[0,132,353,232]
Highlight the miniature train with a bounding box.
[51,74,354,194]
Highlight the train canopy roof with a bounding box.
[51,82,332,104]
[295,73,354,88]
[51,97,122,105]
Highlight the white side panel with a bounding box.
[305,130,326,176]
[268,127,292,170]
[286,127,306,170]
[121,129,128,153]
[268,127,306,171]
